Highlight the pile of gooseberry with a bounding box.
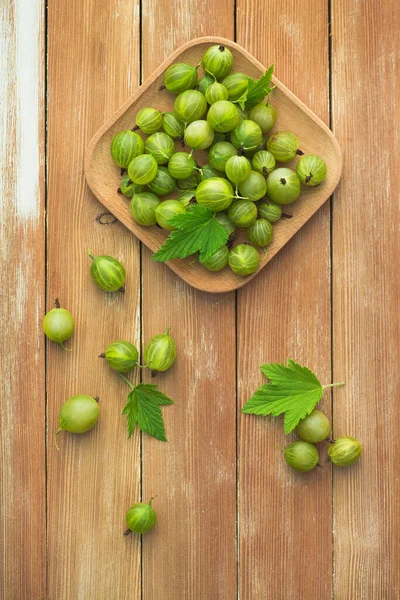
[110,43,328,277]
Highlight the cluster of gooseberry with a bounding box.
[111,44,327,277]
[284,409,362,472]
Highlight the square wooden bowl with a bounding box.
[85,36,342,293]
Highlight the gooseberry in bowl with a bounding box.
[238,170,267,201]
[88,252,126,293]
[258,201,282,223]
[119,175,143,198]
[328,436,362,466]
[267,130,303,162]
[125,499,156,535]
[168,152,197,180]
[163,62,198,94]
[162,112,185,139]
[205,82,229,104]
[111,130,144,168]
[222,72,249,101]
[266,168,301,204]
[178,190,197,209]
[199,164,227,182]
[225,155,252,185]
[176,173,199,190]
[228,244,260,276]
[174,90,207,123]
[43,300,74,349]
[100,340,139,373]
[155,200,186,230]
[200,245,229,272]
[215,211,235,235]
[144,132,175,165]
[130,192,160,226]
[148,167,176,195]
[247,218,273,247]
[128,154,158,185]
[134,108,163,134]
[230,120,263,151]
[284,441,319,472]
[296,154,327,186]
[144,328,177,372]
[228,200,258,228]
[196,177,234,212]
[202,44,233,80]
[54,394,99,450]
[184,120,214,150]
[207,100,240,133]
[295,409,331,443]
[252,150,276,177]
[198,73,214,95]
[208,141,237,172]
[248,102,277,133]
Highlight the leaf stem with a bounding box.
[54,428,62,451]
[119,373,136,390]
[322,382,345,389]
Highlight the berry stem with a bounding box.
[117,187,122,194]
[282,213,293,219]
[99,353,106,358]
[123,529,132,536]
[59,341,72,352]
[322,382,345,389]
[119,373,136,390]
[88,250,95,260]
[119,286,126,294]
[54,298,61,308]
[296,149,304,156]
[54,428,62,451]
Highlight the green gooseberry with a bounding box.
[244,139,266,159]
[54,395,100,450]
[215,211,235,235]
[184,120,214,150]
[168,152,197,180]
[43,300,74,349]
[178,190,197,209]
[207,100,240,133]
[205,82,229,104]
[200,245,229,272]
[163,62,198,94]
[174,90,207,123]
[118,175,143,198]
[228,244,260,276]
[208,141,237,172]
[144,132,175,165]
[198,73,214,94]
[328,436,362,466]
[88,252,126,293]
[258,201,282,223]
[148,166,176,195]
[199,164,227,182]
[238,170,267,201]
[202,44,233,80]
[296,409,331,443]
[155,200,186,230]
[284,441,319,472]
[196,177,234,212]
[162,112,185,139]
[228,200,258,228]
[126,499,156,535]
[144,327,177,372]
[266,168,301,204]
[267,130,303,162]
[252,150,276,177]
[100,340,139,373]
[247,218,273,247]
[134,108,163,134]
[130,192,160,226]
[128,154,158,185]
[248,102,277,133]
[296,154,327,186]
[111,130,144,168]
[230,120,263,151]
[225,155,252,185]
[222,72,249,101]
[176,173,199,190]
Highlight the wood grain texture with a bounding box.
[331,1,400,598]
[140,5,237,600]
[0,1,46,599]
[236,2,333,599]
[46,2,142,598]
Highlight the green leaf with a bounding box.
[152,204,228,263]
[241,359,323,433]
[245,65,275,108]
[122,383,174,441]
[235,90,248,111]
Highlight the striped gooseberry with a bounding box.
[267,130,303,162]
[100,340,139,373]
[144,132,175,165]
[328,436,362,467]
[199,163,227,182]
[248,102,277,133]
[284,441,319,472]
[43,299,74,349]
[228,244,260,276]
[130,192,160,226]
[230,120,263,151]
[88,252,126,293]
[266,168,301,204]
[215,211,235,235]
[168,152,197,180]
[148,166,176,195]
[225,155,252,185]
[296,154,327,186]
[174,90,207,123]
[111,130,144,168]
[222,72,249,101]
[202,44,233,80]
[258,201,282,223]
[244,139,266,159]
[207,100,240,133]
[178,190,197,209]
[163,62,198,94]
[134,108,163,134]
[295,410,331,443]
[127,154,158,185]
[198,73,214,94]
[144,327,177,372]
[162,112,185,139]
[155,200,186,230]
[118,175,143,198]
[247,218,273,247]
[238,170,267,201]
[196,177,235,212]
[200,245,229,272]
[208,141,237,172]
[125,499,156,535]
[176,173,199,190]
[184,120,214,150]
[228,200,258,227]
[252,150,276,177]
[54,395,99,450]
[205,82,229,104]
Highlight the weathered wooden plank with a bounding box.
[140,6,237,599]
[236,2,332,598]
[331,1,400,597]
[46,2,141,598]
[0,1,46,598]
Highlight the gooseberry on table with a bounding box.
[284,441,319,472]
[125,499,156,535]
[296,154,327,186]
[247,218,273,247]
[266,168,301,204]
[144,328,177,373]
[248,102,277,133]
[43,299,74,350]
[54,394,100,450]
[257,200,282,223]
[100,340,139,373]
[163,62,198,94]
[228,200,258,228]
[130,192,160,226]
[88,252,126,293]
[111,130,144,168]
[155,200,186,230]
[202,44,233,80]
[295,409,331,443]
[134,108,163,134]
[328,436,362,466]
[225,155,252,185]
[228,243,260,276]
[251,150,276,177]
[267,130,303,162]
[208,141,237,172]
[200,244,229,272]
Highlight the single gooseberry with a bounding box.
[284,441,319,472]
[207,100,240,133]
[199,163,227,182]
[258,201,282,223]
[200,245,229,272]
[125,498,156,535]
[267,130,303,162]
[147,166,176,195]
[215,211,236,235]
[134,108,163,134]
[198,73,214,95]
[221,72,249,101]
[225,155,252,185]
[228,244,260,276]
[127,154,158,185]
[296,154,327,186]
[144,132,175,165]
[176,173,199,190]
[130,192,160,226]
[196,177,234,212]
[155,200,186,231]
[174,90,207,123]
[295,410,331,443]
[266,168,301,204]
[43,299,74,349]
[202,44,233,80]
[228,200,258,228]
[89,252,126,292]
[168,152,197,180]
[328,436,362,466]
[54,394,100,450]
[184,120,214,150]
[162,112,185,139]
[100,340,139,373]
[238,170,267,201]
[230,120,263,151]
[178,190,197,209]
[119,175,143,198]
[252,150,276,177]
[248,102,277,133]
[144,327,177,372]
[205,82,229,104]
[247,218,273,247]
[208,141,237,172]
[163,62,198,94]
[111,130,144,168]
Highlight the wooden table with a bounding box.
[1,1,399,599]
